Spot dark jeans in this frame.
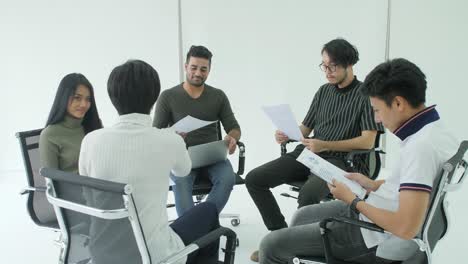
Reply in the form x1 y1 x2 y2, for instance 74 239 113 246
170 202 220 264
245 154 347 231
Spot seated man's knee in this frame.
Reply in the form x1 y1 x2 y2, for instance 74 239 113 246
297 191 323 208
245 167 264 188
213 171 235 192
259 231 284 261
225 171 236 188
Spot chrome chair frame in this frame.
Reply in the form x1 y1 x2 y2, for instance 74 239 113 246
42 167 237 264
292 140 468 264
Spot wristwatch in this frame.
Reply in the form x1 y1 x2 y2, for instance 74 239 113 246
350 196 363 214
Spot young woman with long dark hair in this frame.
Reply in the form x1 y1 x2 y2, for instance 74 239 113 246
39 73 102 172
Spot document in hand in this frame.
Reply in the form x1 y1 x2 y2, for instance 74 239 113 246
262 104 303 141
171 115 217 133
296 148 367 198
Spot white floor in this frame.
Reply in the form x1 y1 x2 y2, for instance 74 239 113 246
1 169 467 263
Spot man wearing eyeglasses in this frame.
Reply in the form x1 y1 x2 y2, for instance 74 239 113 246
245 38 383 262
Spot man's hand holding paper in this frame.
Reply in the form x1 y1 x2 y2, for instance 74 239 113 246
301 138 327 153
327 179 359 204
296 148 367 199
275 130 290 144
262 104 303 142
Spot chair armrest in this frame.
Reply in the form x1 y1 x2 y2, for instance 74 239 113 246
319 217 385 263
160 226 237 264
280 140 298 156
345 148 385 172
236 141 246 175
345 148 385 162
192 226 236 249
45 182 129 220
19 186 46 195
320 216 385 233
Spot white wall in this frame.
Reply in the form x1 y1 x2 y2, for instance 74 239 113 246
388 0 468 262
180 0 388 172
0 0 180 172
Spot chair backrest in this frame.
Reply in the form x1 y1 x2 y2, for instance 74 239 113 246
343 131 385 180
41 168 150 264
16 129 59 229
417 140 468 253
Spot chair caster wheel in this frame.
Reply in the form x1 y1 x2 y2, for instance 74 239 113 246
231 218 240 226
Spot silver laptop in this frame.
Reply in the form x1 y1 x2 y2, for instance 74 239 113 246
188 140 228 169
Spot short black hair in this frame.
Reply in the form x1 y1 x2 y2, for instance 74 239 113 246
186 45 213 65
107 60 161 115
321 38 359 66
362 58 427 108
46 73 102 134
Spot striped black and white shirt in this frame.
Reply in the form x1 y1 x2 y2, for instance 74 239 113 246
289 77 384 175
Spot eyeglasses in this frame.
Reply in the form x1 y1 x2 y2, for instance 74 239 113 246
319 63 339 73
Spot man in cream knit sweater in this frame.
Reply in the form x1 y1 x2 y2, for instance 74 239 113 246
79 60 221 264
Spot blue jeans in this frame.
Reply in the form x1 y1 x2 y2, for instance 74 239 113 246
170 159 236 216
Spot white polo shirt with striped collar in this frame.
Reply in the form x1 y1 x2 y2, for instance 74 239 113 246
360 105 459 249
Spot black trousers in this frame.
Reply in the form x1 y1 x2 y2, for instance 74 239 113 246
245 154 347 231
170 202 220 264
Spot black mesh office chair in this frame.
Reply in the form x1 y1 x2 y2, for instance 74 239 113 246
280 132 385 201
291 140 468 264
16 128 59 230
41 167 238 264
170 122 246 227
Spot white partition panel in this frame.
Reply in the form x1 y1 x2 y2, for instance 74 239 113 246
0 0 179 172
389 0 468 262
180 0 388 171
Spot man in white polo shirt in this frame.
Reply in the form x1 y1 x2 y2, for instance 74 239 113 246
257 58 459 264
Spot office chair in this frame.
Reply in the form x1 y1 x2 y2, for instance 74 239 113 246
170 121 246 227
16 128 59 230
280 132 385 201
41 167 238 264
291 140 468 264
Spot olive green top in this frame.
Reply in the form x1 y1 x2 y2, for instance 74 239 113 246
39 115 85 173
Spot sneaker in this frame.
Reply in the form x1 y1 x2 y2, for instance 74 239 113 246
250 250 259 262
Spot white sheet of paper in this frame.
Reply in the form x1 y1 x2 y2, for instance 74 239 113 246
296 148 367 198
262 104 303 141
171 115 217 133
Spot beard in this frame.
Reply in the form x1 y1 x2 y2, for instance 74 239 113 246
186 76 205 87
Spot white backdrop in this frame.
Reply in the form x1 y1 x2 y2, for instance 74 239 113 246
0 0 180 172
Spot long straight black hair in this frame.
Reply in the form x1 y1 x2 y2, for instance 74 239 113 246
45 73 103 134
